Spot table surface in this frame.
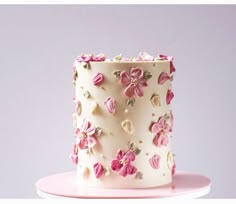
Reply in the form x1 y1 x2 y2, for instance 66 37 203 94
35 171 211 199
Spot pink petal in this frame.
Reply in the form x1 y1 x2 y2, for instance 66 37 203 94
123 84 135 98
153 134 161 147
130 67 143 79
116 149 126 160
111 159 123 171
92 53 106 62
104 97 116 114
93 162 104 178
81 119 89 132
119 165 128 177
158 72 170 85
149 154 160 169
87 136 97 148
151 123 162 134
125 150 136 162
75 128 80 136
161 135 169 146
120 71 131 86
78 138 88 149
158 117 166 127
166 90 174 105
172 160 176 175
125 164 137 175
170 61 176 74
86 127 96 137
93 72 104 86
139 78 148 86
134 85 144 97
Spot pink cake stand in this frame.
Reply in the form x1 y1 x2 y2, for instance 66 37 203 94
35 171 211 199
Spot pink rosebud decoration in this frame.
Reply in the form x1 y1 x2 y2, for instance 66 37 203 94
166 89 174 105
120 67 148 98
93 162 104 178
149 155 161 169
104 97 116 114
93 73 104 86
75 119 97 150
151 117 170 147
158 72 170 85
159 54 176 74
92 53 106 62
76 54 92 63
111 149 137 177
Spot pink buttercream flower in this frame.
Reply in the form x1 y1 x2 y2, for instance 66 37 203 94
75 119 97 150
159 54 176 74
70 144 78 165
111 149 137 177
120 67 148 98
93 73 104 86
158 72 170 85
149 154 161 169
166 89 174 105
151 117 170 147
93 162 105 178
104 97 116 114
92 53 106 62
76 54 92 63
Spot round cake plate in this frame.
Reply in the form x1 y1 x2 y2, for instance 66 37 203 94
35 171 211 199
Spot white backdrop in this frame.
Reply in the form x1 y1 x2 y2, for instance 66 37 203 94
0 5 235 198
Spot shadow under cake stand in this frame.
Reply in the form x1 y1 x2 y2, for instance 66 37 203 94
35 171 211 199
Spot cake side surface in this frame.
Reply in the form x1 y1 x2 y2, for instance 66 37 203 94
71 53 176 188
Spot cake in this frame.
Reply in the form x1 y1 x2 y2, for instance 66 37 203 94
70 52 176 188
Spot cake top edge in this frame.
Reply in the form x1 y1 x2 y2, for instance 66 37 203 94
75 52 175 63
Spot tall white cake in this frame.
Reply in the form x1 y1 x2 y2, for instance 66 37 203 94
71 52 176 188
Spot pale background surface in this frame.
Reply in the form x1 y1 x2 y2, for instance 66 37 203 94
0 5 235 198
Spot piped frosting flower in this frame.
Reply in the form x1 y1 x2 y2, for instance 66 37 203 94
92 53 106 62
76 54 92 63
93 162 105 178
158 54 176 74
75 119 97 150
158 72 170 85
151 116 170 147
149 154 161 169
120 67 148 98
166 89 174 105
111 149 137 177
104 97 116 114
93 73 104 86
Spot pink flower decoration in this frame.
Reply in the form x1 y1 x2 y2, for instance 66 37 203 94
93 162 104 178
93 73 104 86
166 89 174 105
76 54 92 63
159 54 176 74
158 72 170 85
92 53 106 62
149 154 161 169
111 150 137 177
75 119 97 150
120 67 148 98
151 117 170 147
104 97 116 114
70 144 78 165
